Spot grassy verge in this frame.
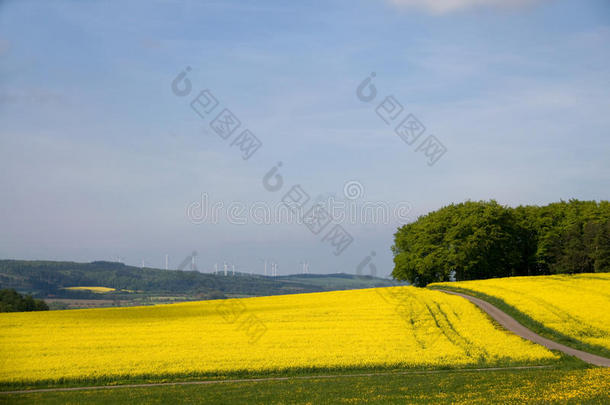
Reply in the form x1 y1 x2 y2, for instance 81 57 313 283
1 365 607 404
0 354 586 392
0 357 570 392
429 285 610 359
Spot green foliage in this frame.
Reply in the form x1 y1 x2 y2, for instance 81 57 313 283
0 289 48 312
2 365 603 405
392 200 610 286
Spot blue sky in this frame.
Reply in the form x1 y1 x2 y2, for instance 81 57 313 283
1 0 609 275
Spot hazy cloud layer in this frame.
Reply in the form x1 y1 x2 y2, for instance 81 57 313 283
387 0 547 13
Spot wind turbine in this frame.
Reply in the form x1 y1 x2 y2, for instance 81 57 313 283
301 260 309 274
259 258 268 276
271 262 278 277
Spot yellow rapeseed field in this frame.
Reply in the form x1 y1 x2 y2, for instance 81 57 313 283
63 286 116 293
0 287 557 384
431 273 610 351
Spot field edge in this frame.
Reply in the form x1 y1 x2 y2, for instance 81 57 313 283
0 354 585 392
428 285 610 359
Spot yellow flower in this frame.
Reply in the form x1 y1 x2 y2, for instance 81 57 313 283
0 287 556 384
432 273 610 351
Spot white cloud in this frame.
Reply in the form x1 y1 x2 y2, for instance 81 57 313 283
387 0 547 14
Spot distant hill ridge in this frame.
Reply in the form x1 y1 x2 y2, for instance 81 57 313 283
0 259 402 300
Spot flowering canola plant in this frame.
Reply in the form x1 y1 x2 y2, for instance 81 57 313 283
431 273 610 351
0 287 556 384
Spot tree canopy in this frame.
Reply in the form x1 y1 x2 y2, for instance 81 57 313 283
0 289 49 312
392 200 610 286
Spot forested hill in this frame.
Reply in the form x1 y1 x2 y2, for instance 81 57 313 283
392 199 610 286
0 260 400 299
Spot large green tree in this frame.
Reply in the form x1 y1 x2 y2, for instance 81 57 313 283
392 200 610 286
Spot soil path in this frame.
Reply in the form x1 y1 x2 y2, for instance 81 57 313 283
438 289 610 367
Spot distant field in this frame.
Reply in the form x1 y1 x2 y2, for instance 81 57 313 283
431 273 610 357
63 286 116 293
0 287 557 386
0 260 404 304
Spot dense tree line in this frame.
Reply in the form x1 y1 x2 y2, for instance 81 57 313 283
392 200 610 286
0 289 48 312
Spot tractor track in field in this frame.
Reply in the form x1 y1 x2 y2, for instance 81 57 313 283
437 289 610 368
4 290 609 395
0 366 556 395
